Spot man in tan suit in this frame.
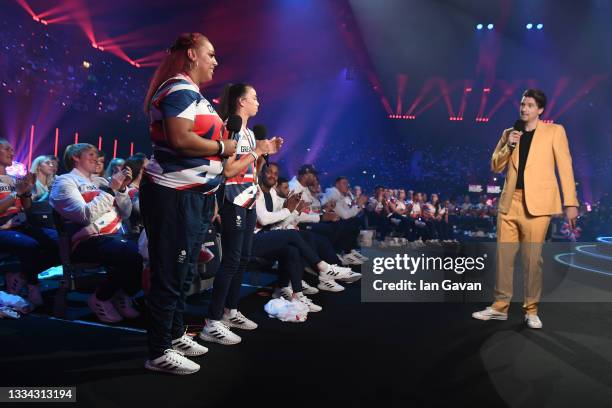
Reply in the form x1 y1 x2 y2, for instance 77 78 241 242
472 89 579 329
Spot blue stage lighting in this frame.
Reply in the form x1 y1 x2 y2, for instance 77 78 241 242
487 23 494 30
526 23 533 29
536 23 543 30
476 23 483 30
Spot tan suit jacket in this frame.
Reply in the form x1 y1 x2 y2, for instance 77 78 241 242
491 121 579 216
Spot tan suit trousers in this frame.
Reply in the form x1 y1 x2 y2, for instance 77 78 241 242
492 190 551 315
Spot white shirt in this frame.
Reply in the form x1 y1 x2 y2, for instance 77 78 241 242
288 176 320 223
255 186 316 232
322 187 361 219
50 169 132 249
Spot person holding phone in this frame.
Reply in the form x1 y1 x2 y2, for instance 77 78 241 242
50 143 141 323
1 139 59 309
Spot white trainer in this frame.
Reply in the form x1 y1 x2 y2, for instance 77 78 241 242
145 349 200 375
199 320 242 345
339 253 364 266
472 307 508 321
222 309 258 330
320 264 353 281
111 290 140 319
301 280 319 295
338 270 362 283
348 249 369 262
525 314 543 329
172 333 209 356
88 293 123 323
295 292 322 312
272 286 293 301
317 279 345 292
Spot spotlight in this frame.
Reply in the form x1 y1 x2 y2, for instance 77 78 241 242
32 16 40 22
476 23 483 30
526 23 533 30
487 23 494 30
82 61 91 69
40 19 48 25
92 43 98 49
536 23 543 30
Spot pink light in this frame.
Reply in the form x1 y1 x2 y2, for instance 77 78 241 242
17 0 38 19
74 132 79 144
45 15 71 24
54 128 59 157
98 136 103 150
130 142 134 156
113 139 118 159
28 125 35 168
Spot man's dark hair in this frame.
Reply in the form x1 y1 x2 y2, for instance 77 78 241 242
277 177 288 185
335 176 348 184
262 162 279 177
522 89 547 111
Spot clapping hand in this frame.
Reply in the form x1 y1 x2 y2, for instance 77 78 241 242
15 173 36 195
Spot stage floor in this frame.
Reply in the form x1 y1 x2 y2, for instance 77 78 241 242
2 276 612 408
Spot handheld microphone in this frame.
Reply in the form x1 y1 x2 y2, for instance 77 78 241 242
510 119 525 149
253 124 268 165
226 114 242 142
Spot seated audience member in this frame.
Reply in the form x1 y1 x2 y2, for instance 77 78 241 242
30 155 57 201
388 189 414 239
366 186 391 239
0 139 59 309
275 175 361 287
123 153 149 237
459 195 473 216
353 185 362 201
410 192 429 242
94 151 106 178
322 176 368 220
321 176 369 262
256 164 359 295
50 143 142 323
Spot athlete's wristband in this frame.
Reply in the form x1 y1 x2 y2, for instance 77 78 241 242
217 140 225 156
